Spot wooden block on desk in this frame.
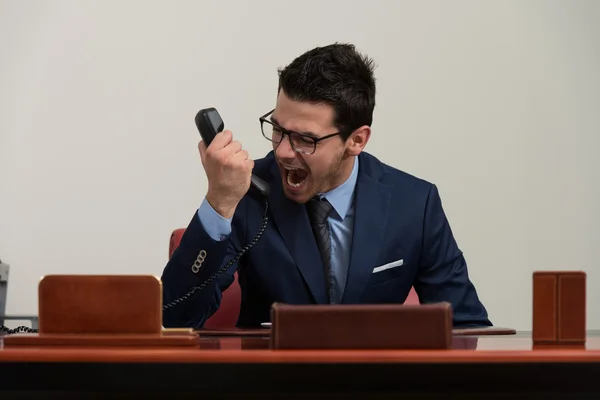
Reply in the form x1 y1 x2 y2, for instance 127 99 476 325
270 302 453 350
2 275 199 348
38 275 162 335
533 272 558 342
557 272 586 344
533 271 586 348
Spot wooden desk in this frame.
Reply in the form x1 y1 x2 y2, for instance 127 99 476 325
1 331 600 398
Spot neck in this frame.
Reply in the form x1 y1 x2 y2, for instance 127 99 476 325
323 155 356 194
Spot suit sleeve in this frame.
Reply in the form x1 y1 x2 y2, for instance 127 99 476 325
160 201 244 328
414 184 492 327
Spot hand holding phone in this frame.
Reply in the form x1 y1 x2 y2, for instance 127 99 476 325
161 108 272 311
195 108 269 219
196 108 270 197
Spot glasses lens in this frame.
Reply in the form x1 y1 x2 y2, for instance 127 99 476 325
261 121 281 143
289 132 316 154
261 120 316 154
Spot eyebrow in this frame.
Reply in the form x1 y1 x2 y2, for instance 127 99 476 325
270 115 281 125
269 116 319 138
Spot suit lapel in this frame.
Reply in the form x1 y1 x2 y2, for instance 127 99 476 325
341 157 391 303
267 164 328 304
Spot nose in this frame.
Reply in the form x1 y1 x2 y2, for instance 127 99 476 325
275 134 296 159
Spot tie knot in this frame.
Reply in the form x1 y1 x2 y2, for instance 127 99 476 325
307 197 333 225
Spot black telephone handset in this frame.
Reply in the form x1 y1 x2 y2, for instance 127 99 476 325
161 108 270 312
195 108 270 197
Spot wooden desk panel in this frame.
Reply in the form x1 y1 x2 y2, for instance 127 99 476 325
1 332 600 397
1 333 600 362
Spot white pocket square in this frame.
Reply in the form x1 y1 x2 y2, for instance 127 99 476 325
373 259 404 273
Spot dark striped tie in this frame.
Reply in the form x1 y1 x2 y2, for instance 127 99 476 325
307 197 334 303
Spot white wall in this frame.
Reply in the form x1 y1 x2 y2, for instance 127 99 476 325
1 0 599 331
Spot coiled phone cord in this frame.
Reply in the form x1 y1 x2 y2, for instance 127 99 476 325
162 199 269 311
0 325 38 335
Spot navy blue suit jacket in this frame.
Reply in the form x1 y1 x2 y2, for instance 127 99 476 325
161 151 492 328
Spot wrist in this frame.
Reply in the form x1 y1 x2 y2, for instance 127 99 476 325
206 192 238 219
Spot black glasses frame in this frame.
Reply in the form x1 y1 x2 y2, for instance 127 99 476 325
259 109 342 155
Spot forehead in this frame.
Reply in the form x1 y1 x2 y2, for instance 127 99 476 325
271 90 336 137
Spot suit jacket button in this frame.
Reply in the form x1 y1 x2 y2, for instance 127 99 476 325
192 259 202 273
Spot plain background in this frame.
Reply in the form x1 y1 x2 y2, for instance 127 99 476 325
1 0 599 331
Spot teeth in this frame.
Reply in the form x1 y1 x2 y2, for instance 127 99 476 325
286 169 304 188
286 170 302 187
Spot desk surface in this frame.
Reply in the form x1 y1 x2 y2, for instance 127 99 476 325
2 331 600 397
2 333 600 363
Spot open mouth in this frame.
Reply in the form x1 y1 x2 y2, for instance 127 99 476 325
284 166 309 188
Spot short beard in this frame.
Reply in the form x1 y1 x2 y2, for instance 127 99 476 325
314 148 346 196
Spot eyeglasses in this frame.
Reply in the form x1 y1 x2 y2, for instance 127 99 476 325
259 109 342 155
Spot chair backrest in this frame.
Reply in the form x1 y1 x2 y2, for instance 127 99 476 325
405 285 419 304
168 229 420 328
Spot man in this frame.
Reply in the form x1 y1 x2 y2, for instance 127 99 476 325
161 43 492 328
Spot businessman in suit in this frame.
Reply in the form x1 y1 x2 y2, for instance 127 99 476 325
161 43 492 328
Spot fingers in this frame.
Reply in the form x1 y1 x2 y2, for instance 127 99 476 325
227 140 243 155
206 130 244 156
201 130 251 168
232 149 249 162
242 153 254 172
209 130 233 150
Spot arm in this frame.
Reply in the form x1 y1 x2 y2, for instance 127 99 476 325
414 184 492 327
160 198 244 328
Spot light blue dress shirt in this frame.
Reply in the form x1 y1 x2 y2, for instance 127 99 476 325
197 157 359 304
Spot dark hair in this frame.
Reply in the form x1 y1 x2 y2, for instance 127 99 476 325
277 43 376 140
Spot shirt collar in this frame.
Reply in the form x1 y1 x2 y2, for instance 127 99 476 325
318 156 359 220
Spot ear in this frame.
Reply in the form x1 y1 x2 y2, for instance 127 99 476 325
345 125 371 156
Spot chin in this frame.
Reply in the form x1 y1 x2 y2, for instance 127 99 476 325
282 186 313 204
